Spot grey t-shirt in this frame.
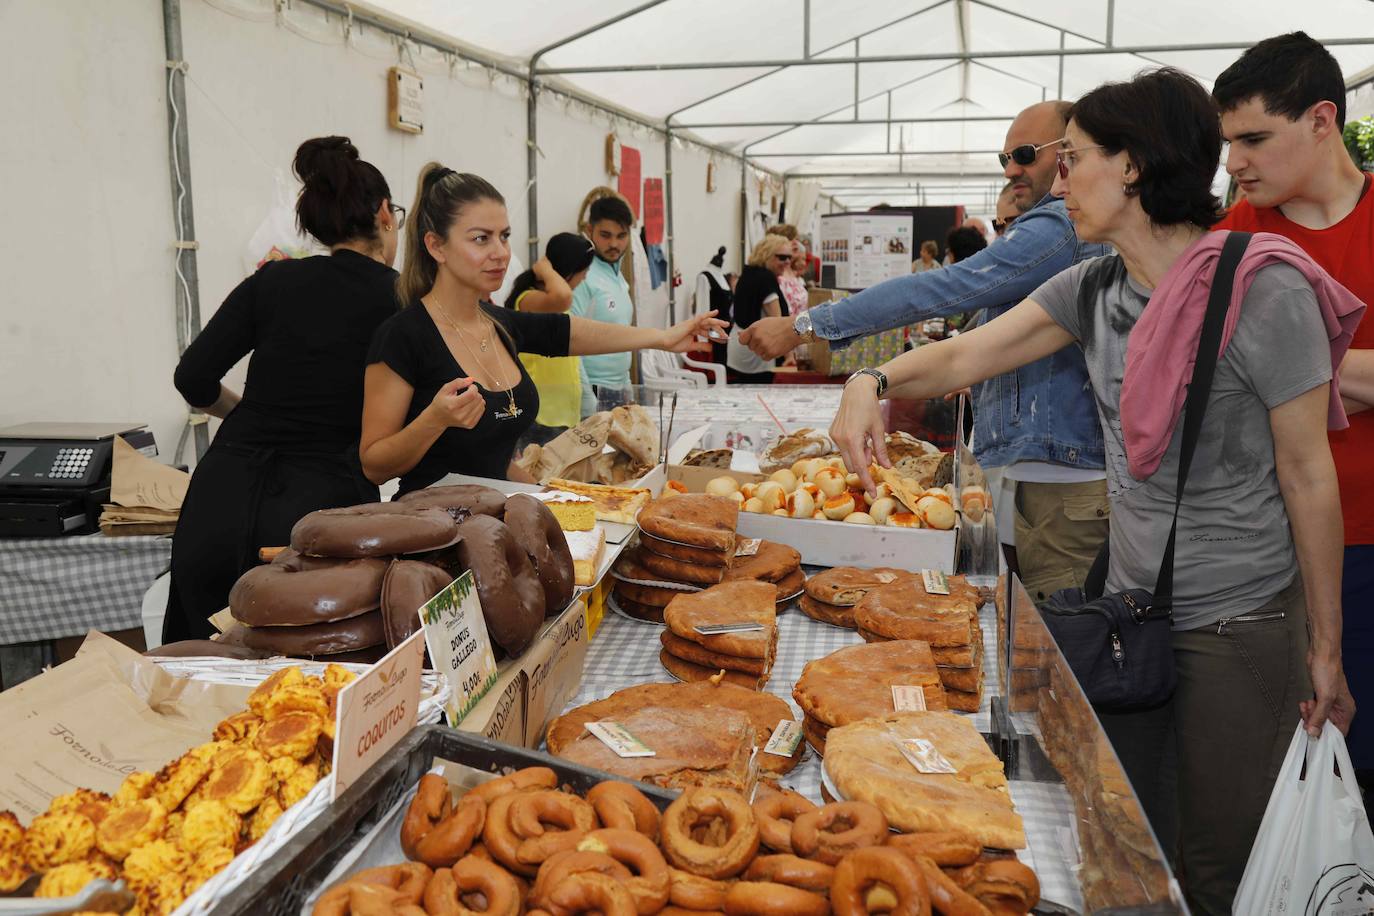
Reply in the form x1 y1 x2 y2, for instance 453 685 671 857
1031 255 1331 629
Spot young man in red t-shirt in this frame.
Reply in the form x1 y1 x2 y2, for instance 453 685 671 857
1214 32 1374 779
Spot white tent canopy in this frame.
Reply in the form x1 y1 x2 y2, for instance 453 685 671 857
374 0 1374 208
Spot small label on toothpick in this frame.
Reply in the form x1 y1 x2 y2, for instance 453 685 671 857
895 737 957 774
586 721 656 757
874 571 899 584
891 685 928 711
735 538 762 557
694 622 766 635
764 719 803 757
922 570 950 595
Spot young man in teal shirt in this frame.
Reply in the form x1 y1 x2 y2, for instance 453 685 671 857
573 196 635 412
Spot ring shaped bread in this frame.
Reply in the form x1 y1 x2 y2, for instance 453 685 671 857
381 559 453 648
396 483 508 518
453 514 546 656
290 504 462 558
229 552 388 627
503 494 576 615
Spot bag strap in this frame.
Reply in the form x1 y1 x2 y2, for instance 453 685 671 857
1152 231 1251 608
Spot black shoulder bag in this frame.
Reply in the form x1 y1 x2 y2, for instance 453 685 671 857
1038 231 1251 711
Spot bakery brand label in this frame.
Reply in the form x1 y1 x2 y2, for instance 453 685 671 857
693 622 766 635
890 685 928 712
921 569 950 595
874 571 899 584
763 719 803 757
586 721 655 757
894 737 957 775
331 628 425 800
420 570 499 727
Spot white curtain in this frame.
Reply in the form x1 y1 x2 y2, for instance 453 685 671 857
785 179 823 243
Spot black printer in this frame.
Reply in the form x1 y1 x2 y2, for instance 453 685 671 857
0 422 158 537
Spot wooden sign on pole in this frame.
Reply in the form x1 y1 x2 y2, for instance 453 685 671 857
388 66 424 134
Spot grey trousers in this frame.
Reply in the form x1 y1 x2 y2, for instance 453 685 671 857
1098 575 1311 916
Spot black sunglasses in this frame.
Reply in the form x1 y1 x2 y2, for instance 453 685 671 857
997 137 1066 169
774 253 794 261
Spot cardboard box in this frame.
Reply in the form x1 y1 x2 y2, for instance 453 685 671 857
634 428 959 571
454 597 588 749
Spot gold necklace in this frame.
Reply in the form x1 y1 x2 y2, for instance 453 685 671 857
430 299 520 419
434 299 491 351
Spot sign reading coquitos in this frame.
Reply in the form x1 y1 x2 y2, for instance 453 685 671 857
330 628 426 801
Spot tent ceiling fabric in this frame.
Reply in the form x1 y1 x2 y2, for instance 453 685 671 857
375 0 1374 205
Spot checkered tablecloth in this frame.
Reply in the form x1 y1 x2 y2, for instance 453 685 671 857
562 588 1085 912
0 534 171 643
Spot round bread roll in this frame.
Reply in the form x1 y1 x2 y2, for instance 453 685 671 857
706 476 741 497
787 489 815 518
814 468 846 497
822 494 855 520
756 483 786 512
887 512 922 528
917 497 957 530
769 469 798 491
744 497 766 514
772 508 790 517
868 497 898 524
843 512 876 525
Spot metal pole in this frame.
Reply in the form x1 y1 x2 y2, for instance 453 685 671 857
1058 30 1065 99
525 80 539 265
659 0 951 128
752 149 1001 157
853 40 860 120
1106 0 1115 47
674 114 1017 128
665 129 675 324
803 0 810 58
539 37 1374 73
161 0 207 462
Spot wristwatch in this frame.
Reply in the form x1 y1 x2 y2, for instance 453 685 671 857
793 310 818 343
847 367 888 396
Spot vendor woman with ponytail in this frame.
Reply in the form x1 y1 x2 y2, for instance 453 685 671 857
361 164 724 492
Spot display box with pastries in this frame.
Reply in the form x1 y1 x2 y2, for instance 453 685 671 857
214 724 679 914
639 458 959 572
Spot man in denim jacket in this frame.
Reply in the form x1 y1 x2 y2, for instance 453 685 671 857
742 102 1109 600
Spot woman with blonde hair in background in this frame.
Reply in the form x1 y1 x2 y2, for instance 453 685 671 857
726 234 793 383
912 239 941 273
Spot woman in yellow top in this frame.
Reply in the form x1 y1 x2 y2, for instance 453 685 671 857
503 232 594 433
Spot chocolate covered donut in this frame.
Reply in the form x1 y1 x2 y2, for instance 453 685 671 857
503 493 576 616
381 559 453 648
218 611 385 656
144 640 274 660
397 484 508 518
454 515 545 656
228 551 388 627
290 504 462 558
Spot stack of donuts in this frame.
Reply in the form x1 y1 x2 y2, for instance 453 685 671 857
224 485 574 660
313 768 1041 915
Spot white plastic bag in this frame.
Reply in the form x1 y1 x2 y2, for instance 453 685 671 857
241 169 318 274
1234 721 1374 915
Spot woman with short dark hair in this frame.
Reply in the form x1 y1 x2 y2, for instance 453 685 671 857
828 68 1360 912
165 136 403 642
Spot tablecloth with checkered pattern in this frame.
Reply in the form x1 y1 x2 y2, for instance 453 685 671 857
562 588 1086 911
0 534 171 643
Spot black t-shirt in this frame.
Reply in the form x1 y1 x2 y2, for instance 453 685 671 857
172 250 399 451
367 301 571 492
731 265 788 330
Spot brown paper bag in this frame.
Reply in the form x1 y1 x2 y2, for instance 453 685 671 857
607 404 659 468
0 632 251 823
518 412 613 482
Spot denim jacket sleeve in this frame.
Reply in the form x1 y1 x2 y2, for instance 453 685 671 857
809 201 1083 348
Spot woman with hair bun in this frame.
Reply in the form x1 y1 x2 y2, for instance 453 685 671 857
164 136 402 642
359 163 725 492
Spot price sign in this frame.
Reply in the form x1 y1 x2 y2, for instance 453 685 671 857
331 628 425 800
419 571 499 726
